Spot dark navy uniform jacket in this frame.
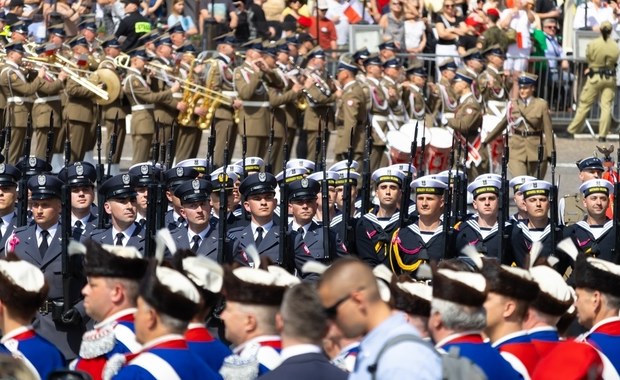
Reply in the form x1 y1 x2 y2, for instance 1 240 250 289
564 220 617 263
291 221 348 280
355 210 401 267
454 217 513 263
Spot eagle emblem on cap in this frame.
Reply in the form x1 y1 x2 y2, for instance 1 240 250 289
76 164 84 176
301 178 309 188
533 183 538 188
482 179 487 185
193 159 199 165
176 167 184 177
421 180 427 186
192 179 200 190
250 158 257 164
37 175 46 186
140 165 149 175
0 164 5 174
29 157 37 167
218 173 229 183
122 174 130 185
258 172 266 182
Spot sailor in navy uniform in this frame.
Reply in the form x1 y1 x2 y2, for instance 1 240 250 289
128 162 162 227
508 175 537 222
163 166 199 230
58 162 99 241
89 174 145 252
329 159 363 216
430 268 521 379
355 168 406 268
105 266 220 380
564 179 616 262
288 178 348 280
391 177 448 274
70 241 147 379
230 172 286 265
0 258 65 379
11 174 89 360
507 180 565 268
0 163 21 256
389 163 418 220
573 255 620 379
454 177 511 260
329 165 361 254
306 170 339 226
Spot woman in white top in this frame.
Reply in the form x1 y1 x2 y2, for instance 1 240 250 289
404 0 426 58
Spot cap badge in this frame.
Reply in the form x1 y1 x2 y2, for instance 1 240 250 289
192 179 200 190
37 175 46 186
482 179 487 185
259 172 266 182
218 173 229 183
76 164 84 176
533 183 538 188
122 174 130 185
301 178 309 188
28 157 37 167
176 167 184 177
140 165 149 175
421 180 426 186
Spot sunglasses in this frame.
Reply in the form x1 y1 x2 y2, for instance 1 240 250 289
323 287 365 319
444 4 454 8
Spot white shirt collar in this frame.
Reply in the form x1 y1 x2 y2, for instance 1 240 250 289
112 223 137 245
94 308 137 329
251 220 274 235
38 223 58 240
491 330 529 347
280 344 322 361
233 335 281 354
188 224 210 242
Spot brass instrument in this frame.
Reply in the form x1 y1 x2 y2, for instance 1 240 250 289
177 56 197 126
197 59 220 130
288 57 309 111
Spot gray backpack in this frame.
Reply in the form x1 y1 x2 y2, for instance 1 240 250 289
367 334 487 380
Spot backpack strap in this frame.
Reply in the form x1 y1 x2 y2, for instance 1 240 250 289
367 334 439 380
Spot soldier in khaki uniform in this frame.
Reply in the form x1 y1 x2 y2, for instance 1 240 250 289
99 37 128 175
363 54 390 173
448 69 485 179
0 43 46 164
211 32 240 167
403 63 435 128
431 58 458 125
567 21 620 141
335 57 367 161
234 39 281 158
302 47 336 163
559 157 604 225
151 34 181 152
483 73 554 178
275 39 299 158
479 45 509 110
123 47 186 164
381 58 406 127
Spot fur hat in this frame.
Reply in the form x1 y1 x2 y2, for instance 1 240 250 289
140 263 200 321
222 266 299 306
574 255 620 297
71 240 148 280
433 269 487 307
482 260 540 302
530 265 574 316
391 277 432 317
0 255 48 315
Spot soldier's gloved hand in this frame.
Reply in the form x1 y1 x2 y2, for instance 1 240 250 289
61 307 82 326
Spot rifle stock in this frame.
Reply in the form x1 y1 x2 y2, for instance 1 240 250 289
321 114 330 260
45 112 55 164
361 118 372 214
217 139 230 264
342 128 354 250
279 124 292 272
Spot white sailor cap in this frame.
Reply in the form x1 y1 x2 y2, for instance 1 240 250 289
328 160 360 173
519 180 552 198
275 167 309 184
0 259 46 293
176 158 208 173
421 173 449 184
182 256 224 294
388 163 417 177
233 157 264 173
579 179 614 197
224 164 245 178
509 175 537 192
307 171 339 185
438 169 466 181
475 173 502 182
335 170 361 186
467 178 501 197
286 159 316 173
372 168 406 187
411 175 448 194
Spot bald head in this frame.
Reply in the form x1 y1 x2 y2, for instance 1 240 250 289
319 258 380 303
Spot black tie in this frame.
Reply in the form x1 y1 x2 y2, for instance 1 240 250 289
139 218 146 228
297 227 305 239
73 220 83 241
115 232 124 246
191 235 201 253
255 226 264 247
177 216 185 228
39 230 49 258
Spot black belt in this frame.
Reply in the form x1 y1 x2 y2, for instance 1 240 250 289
514 129 541 137
38 299 63 315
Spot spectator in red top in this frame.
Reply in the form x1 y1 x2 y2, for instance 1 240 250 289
308 0 337 52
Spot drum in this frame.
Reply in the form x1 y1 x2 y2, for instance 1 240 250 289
387 121 432 165
482 115 503 173
426 127 453 174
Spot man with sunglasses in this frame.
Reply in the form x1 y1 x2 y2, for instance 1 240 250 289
317 258 441 380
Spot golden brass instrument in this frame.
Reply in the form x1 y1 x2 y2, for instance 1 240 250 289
177 56 197 126
197 59 219 130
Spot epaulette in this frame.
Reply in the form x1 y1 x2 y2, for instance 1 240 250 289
228 226 245 234
233 208 243 217
12 225 29 234
79 324 116 359
226 232 237 241
90 228 107 237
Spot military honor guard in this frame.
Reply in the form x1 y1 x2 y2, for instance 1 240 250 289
430 268 521 379
58 162 98 242
209 168 247 230
381 58 406 126
432 58 458 124
334 56 367 162
89 174 145 252
363 54 391 173
0 164 20 256
355 168 404 268
509 175 537 221
128 162 161 226
391 176 447 273
70 241 147 380
559 157 604 226
564 179 616 262
163 166 199 230
402 62 434 127
0 257 65 379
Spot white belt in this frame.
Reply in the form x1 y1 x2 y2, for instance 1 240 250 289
132 104 154 111
222 91 237 97
34 95 61 104
7 96 33 104
372 115 389 122
172 93 183 99
487 100 506 108
393 115 405 122
242 101 269 107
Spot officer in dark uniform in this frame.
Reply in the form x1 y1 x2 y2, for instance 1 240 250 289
163 166 199 230
128 162 162 226
230 172 283 265
11 174 88 360
454 177 511 260
564 179 616 262
0 163 20 255
171 178 237 262
559 156 604 226
288 178 347 280
89 174 145 252
58 162 98 241
392 176 448 274
209 168 247 230
355 167 405 268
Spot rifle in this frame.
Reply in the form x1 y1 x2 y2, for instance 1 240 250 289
399 121 418 227
536 131 544 179
498 125 510 264
45 112 55 165
96 112 105 188
266 111 275 173
418 122 427 177
342 128 354 250
443 135 455 259
321 117 331 260
0 128 6 163
165 121 177 170
144 177 157 258
459 135 469 221
61 125 72 313
158 119 167 166
106 116 119 181
452 140 463 223
207 117 216 170
279 124 293 272
217 134 230 264
615 147 620 263
16 115 33 227
242 118 248 178
152 119 160 163
361 118 372 214
3 123 10 161
315 112 323 167
549 134 560 255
